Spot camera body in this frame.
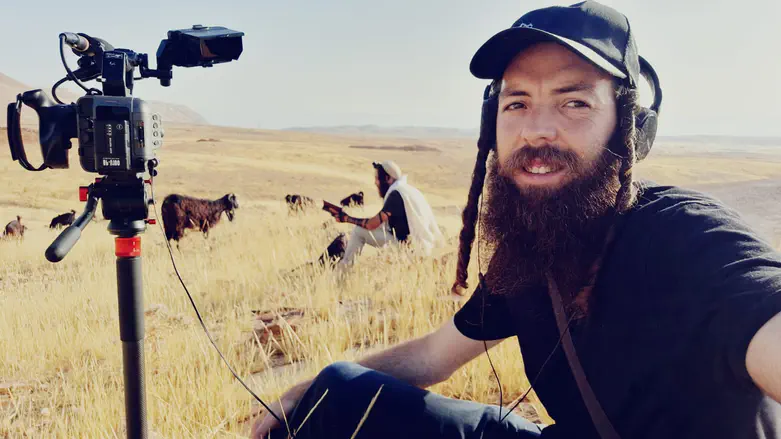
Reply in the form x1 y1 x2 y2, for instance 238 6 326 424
6 25 243 176
76 95 162 174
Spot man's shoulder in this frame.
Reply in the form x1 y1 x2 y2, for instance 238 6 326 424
382 190 405 211
633 180 727 210
386 189 404 203
627 179 766 244
630 180 741 223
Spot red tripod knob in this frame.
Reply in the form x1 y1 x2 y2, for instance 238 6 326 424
115 237 141 257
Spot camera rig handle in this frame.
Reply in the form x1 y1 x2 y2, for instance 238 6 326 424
6 89 77 171
45 184 99 262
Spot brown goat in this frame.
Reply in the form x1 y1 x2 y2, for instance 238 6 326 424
3 215 27 238
160 193 239 243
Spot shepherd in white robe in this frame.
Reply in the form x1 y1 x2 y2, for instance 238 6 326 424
325 161 444 266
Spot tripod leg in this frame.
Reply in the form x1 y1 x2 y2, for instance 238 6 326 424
116 237 148 439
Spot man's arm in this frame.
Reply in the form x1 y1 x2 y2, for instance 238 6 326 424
746 311 781 404
339 210 390 231
298 316 503 391
356 317 505 387
336 191 401 230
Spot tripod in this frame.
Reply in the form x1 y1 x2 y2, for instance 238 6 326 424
46 170 157 439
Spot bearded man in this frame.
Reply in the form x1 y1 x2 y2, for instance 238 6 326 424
327 160 444 266
252 2 781 438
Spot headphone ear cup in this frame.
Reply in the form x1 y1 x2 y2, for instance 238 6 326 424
634 107 658 161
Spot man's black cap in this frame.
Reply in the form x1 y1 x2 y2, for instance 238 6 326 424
470 1 640 87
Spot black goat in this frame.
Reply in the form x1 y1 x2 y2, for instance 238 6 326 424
285 194 315 213
339 191 364 207
49 210 76 229
318 233 347 266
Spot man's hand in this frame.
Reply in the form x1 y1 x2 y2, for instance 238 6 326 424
250 380 311 439
328 209 347 223
746 311 781 404
324 204 347 223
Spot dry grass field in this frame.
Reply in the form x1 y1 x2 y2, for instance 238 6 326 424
2 124 781 438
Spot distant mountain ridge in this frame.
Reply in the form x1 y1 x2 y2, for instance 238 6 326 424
656 135 781 147
284 124 781 147
0 71 207 127
283 124 479 139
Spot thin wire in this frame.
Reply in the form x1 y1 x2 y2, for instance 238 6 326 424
147 171 289 434
475 160 504 420
500 312 576 424
475 148 575 429
600 145 625 161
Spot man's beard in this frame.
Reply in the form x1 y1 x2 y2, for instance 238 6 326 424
480 142 622 306
378 178 391 198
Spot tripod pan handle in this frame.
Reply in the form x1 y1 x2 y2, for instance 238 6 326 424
46 225 82 262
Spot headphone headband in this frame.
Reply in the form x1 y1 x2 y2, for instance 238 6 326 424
638 55 662 114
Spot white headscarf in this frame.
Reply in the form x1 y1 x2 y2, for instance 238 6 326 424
379 161 445 255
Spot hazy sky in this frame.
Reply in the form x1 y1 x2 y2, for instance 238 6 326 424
2 0 780 136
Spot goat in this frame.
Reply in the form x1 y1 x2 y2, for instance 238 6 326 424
318 233 347 266
285 233 348 276
49 210 76 229
339 191 364 207
3 215 27 238
160 193 239 243
285 194 315 213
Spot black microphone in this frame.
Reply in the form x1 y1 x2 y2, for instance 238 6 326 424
60 32 89 52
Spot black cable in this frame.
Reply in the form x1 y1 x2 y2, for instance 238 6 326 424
59 35 91 95
147 172 289 434
500 312 575 424
58 35 101 100
475 150 571 430
51 77 69 105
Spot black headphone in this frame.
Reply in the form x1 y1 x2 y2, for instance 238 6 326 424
477 55 663 161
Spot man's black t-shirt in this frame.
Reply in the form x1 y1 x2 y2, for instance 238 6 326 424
454 181 781 439
381 190 410 242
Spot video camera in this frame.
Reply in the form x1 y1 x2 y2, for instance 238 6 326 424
5 25 243 263
6 25 243 176
3 25 246 439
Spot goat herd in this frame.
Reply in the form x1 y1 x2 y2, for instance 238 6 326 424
0 193 240 243
1 190 365 257
1 211 77 238
284 191 364 213
282 190 366 266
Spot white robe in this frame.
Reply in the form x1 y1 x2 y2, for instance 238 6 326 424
383 175 445 255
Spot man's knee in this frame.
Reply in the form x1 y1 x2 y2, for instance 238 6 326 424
313 361 367 388
350 225 368 238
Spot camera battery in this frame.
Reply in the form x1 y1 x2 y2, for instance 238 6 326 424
96 119 131 172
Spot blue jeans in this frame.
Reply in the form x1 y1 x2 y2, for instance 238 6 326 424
268 361 543 439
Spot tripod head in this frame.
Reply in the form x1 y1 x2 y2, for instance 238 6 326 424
45 160 158 262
